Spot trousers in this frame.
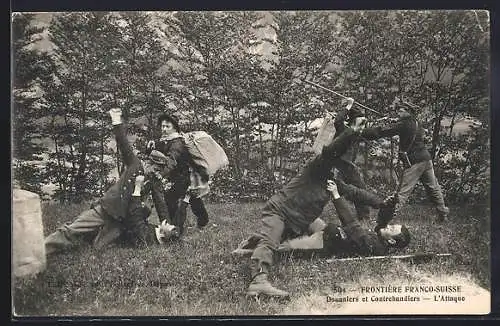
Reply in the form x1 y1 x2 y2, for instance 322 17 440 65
165 183 209 230
250 208 299 272
44 204 122 255
399 160 448 214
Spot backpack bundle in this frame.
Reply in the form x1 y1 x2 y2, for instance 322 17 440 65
183 131 229 177
312 111 337 155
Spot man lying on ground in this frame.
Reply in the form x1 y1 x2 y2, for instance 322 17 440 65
44 108 179 255
234 117 369 298
235 113 411 298
233 180 409 262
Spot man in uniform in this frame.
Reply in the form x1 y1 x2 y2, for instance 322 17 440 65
361 100 449 222
44 108 177 255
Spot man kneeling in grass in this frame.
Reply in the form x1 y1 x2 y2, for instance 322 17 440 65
44 108 179 255
234 179 410 298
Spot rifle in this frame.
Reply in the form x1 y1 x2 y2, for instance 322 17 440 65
326 252 452 263
303 80 383 116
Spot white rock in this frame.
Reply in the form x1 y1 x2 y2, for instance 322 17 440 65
12 189 46 277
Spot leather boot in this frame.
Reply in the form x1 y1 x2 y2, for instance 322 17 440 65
246 260 289 297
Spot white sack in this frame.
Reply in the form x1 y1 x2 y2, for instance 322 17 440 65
12 189 46 277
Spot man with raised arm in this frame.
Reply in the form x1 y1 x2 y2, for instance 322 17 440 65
361 100 449 222
44 108 178 255
236 100 376 298
331 97 371 220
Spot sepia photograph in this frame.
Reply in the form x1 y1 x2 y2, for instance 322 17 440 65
11 10 491 317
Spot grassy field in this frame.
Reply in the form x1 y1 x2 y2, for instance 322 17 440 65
13 200 490 316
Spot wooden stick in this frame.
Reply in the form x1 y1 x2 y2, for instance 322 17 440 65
303 80 384 116
326 253 452 263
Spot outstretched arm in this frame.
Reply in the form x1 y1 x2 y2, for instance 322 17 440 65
109 108 139 167
336 179 385 208
361 120 404 140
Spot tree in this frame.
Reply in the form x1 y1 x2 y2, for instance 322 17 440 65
12 13 55 193
337 10 489 202
15 11 489 204
256 11 343 181
41 12 122 201
163 11 261 177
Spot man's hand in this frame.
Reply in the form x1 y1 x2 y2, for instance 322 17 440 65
381 194 399 209
376 194 399 231
133 175 145 196
109 108 123 125
327 179 341 199
147 140 156 151
159 220 180 240
135 175 145 187
345 97 355 111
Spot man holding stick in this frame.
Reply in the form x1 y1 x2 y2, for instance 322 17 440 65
306 80 383 220
305 81 448 222
360 100 449 222
238 115 388 298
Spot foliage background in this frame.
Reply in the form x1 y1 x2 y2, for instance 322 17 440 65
12 11 490 205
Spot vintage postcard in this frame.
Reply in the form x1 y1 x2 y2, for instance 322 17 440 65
11 10 491 317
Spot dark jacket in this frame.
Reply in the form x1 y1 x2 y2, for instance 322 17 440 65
334 108 358 162
266 127 359 233
336 179 384 208
99 124 169 222
323 196 387 257
155 136 191 185
361 115 431 165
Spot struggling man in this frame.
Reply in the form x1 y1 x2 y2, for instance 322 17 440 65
361 100 449 222
236 114 380 298
331 97 372 220
147 114 210 233
44 108 178 255
234 179 409 264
